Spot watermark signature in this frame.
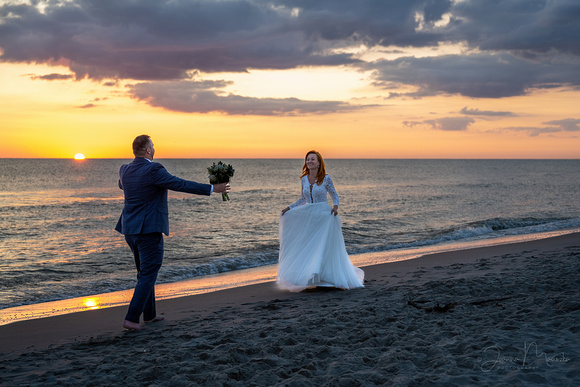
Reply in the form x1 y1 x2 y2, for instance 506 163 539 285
476 342 572 372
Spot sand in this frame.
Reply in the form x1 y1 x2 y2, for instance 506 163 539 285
1 233 579 386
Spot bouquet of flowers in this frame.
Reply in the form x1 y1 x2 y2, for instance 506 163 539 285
207 161 235 201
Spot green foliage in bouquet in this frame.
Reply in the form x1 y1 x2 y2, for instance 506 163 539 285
207 161 235 201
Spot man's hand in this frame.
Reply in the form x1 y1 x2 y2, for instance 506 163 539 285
213 182 231 194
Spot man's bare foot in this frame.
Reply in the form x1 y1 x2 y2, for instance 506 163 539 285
144 315 164 323
123 320 142 331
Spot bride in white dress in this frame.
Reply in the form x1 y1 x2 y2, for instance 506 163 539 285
277 150 364 292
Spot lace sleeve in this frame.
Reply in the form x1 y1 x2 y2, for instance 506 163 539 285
325 175 339 206
288 177 306 209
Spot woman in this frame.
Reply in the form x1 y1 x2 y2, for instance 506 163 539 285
277 150 364 292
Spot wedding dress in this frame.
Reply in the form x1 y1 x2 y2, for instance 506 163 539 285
277 175 364 292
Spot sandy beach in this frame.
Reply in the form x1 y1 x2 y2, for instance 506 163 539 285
1 233 579 385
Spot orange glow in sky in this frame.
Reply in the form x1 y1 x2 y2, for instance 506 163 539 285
1 62 578 159
0 1 578 159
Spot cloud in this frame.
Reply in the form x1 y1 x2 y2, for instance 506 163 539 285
1 0 579 115
460 107 517 117
500 118 580 136
544 118 580 132
29 73 74 81
404 116 475 131
384 89 441 100
126 80 367 115
0 0 363 80
367 53 580 98
77 103 96 109
448 0 580 57
3 0 577 82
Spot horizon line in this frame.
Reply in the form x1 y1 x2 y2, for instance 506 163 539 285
1 157 579 161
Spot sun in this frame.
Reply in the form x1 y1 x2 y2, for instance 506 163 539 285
74 153 86 160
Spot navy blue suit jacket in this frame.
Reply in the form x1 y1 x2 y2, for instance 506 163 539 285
115 158 212 236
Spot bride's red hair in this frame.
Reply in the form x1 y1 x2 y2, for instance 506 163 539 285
300 150 326 185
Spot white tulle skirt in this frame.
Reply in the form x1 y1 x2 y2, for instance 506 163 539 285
277 203 364 292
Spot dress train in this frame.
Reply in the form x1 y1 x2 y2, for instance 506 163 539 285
277 203 364 292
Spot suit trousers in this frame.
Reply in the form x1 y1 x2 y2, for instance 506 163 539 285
124 232 164 323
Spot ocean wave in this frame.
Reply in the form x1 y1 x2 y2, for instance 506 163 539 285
158 252 279 284
437 217 580 241
158 217 580 284
348 217 580 255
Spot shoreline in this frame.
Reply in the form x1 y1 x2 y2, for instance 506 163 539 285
1 227 578 327
1 231 578 385
1 231 578 352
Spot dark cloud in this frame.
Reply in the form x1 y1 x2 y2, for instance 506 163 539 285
29 73 74 81
127 80 367 115
0 0 363 80
460 107 518 117
1 0 579 114
404 117 475 131
449 0 580 57
368 53 580 98
6 0 575 82
423 0 453 23
280 0 449 47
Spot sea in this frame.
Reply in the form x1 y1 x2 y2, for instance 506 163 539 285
1 159 579 321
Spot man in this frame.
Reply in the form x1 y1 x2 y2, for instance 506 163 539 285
115 135 230 330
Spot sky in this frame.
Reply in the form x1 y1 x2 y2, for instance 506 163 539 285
0 0 579 159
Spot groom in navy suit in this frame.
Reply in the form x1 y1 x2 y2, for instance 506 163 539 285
116 134 230 330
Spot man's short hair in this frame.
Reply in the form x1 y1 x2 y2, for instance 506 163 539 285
132 135 151 156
